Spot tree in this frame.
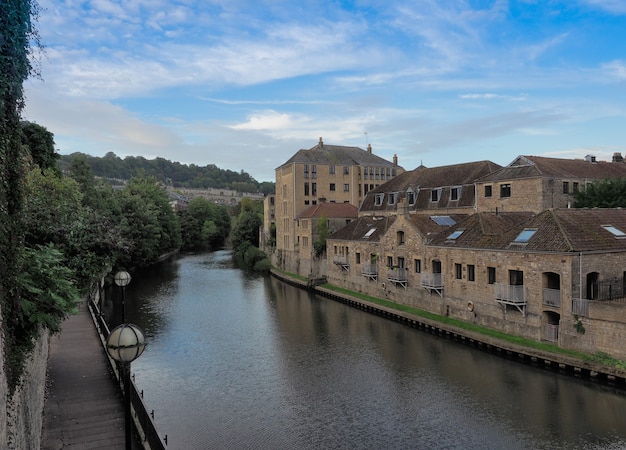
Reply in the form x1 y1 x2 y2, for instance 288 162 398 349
574 178 626 208
231 211 262 251
179 197 230 251
20 121 59 173
313 216 329 257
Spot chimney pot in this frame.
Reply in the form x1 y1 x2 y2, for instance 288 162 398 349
319 137 323 148
367 143 372 153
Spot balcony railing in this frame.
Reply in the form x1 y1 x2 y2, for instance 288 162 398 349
494 283 526 315
387 268 408 288
361 263 378 281
422 272 443 296
333 255 349 271
544 324 559 343
543 288 561 307
572 298 590 317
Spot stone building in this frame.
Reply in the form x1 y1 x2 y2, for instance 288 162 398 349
273 137 403 273
323 154 626 359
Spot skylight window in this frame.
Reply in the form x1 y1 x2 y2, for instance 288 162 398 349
603 225 626 237
431 216 456 226
363 228 377 238
514 229 537 243
447 230 464 240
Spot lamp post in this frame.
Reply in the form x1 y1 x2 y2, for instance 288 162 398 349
106 323 146 450
114 270 131 323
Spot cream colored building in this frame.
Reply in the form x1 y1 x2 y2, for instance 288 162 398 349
274 137 404 272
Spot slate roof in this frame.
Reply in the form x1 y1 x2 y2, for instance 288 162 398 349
427 208 626 253
328 216 396 242
277 140 401 169
477 155 626 183
297 202 358 219
360 160 501 212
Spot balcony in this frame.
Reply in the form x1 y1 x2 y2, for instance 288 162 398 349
361 263 378 281
422 272 443 297
543 288 561 308
494 283 527 316
387 268 408 289
572 298 590 317
544 323 559 343
333 255 349 271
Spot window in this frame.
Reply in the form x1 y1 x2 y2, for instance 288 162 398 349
509 270 524 286
304 182 309 196
375 168 380 180
397 230 405 245
311 165 317 179
330 183 336 191
468 264 475 281
363 227 377 238
488 267 496 284
304 200 310 205
407 190 416 205
343 166 349 175
302 236 309 247
447 230 464 240
563 182 569 194
388 192 397 205
603 225 626 237
397 257 405 269
375 193 384 206
573 182 579 193
364 184 369 194
414 259 421 273
484 185 492 197
455 263 462 280
431 215 456 226
387 256 394 268
450 187 461 201
500 184 511 198
514 229 537 243
386 167 391 180
312 183 317 196
431 189 441 202
344 184 350 192
304 164 309 178
356 253 361 264
329 165 335 174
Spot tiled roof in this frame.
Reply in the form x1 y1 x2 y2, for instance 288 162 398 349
428 208 626 252
328 216 396 242
408 214 470 237
277 140 401 169
360 160 500 212
297 202 358 219
478 155 626 182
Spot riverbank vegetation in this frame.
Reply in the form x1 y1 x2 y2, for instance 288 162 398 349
231 198 271 273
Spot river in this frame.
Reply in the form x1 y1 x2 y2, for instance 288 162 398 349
108 251 626 449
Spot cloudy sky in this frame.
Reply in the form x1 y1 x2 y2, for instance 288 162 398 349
23 0 626 182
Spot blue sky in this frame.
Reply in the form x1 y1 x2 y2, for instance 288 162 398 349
23 0 626 182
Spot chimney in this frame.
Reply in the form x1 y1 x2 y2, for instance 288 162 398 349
399 198 409 217
585 154 597 163
613 152 624 163
367 143 372 153
318 137 323 148
393 154 398 166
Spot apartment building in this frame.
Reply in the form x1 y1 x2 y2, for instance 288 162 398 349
274 137 403 272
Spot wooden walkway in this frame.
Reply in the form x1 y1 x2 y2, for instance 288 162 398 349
41 301 140 449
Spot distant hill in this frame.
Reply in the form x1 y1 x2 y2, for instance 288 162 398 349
59 152 275 195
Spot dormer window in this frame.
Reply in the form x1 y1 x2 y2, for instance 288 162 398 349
374 193 384 206
450 186 461 201
388 192 398 205
431 188 442 202
406 189 416 205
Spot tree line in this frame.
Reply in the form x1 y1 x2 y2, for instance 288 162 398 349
59 151 275 195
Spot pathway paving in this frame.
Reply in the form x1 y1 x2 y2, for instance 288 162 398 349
41 301 140 449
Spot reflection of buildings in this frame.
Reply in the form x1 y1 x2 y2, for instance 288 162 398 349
283 152 626 360
271 137 404 273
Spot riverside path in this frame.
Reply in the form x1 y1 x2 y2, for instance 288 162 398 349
41 300 140 449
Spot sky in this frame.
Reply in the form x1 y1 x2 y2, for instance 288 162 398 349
23 0 626 183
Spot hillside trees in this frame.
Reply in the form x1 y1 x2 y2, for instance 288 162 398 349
179 197 231 251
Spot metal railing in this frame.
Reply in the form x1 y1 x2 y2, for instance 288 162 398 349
421 272 443 289
543 288 561 307
89 299 168 449
494 283 526 304
572 298 590 317
544 324 559 342
361 264 377 277
387 268 408 282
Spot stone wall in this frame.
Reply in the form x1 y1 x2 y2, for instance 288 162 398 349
1 327 50 450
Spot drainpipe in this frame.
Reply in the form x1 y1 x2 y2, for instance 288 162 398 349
579 252 583 308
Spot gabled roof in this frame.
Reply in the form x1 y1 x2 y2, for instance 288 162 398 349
428 208 626 252
328 216 396 242
297 202 358 219
477 155 626 183
277 139 401 169
360 160 500 212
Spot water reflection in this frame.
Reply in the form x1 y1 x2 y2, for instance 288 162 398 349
124 251 626 450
